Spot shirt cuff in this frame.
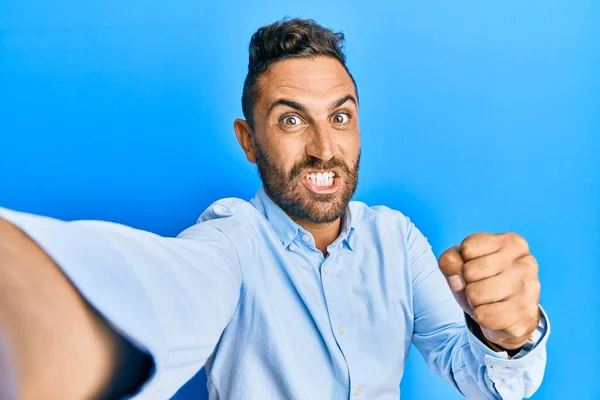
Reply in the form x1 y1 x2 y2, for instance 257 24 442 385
466 304 550 369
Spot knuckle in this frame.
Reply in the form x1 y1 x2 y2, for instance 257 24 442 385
438 248 450 261
510 324 530 339
440 250 460 267
437 253 450 269
523 254 537 267
439 248 463 276
473 306 487 325
461 240 475 260
523 278 541 295
527 302 541 319
520 254 538 272
465 283 478 303
506 233 528 250
462 262 478 282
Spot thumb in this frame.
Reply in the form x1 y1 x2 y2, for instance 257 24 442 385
438 245 473 316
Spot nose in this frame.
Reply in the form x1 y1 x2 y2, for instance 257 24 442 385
305 123 336 162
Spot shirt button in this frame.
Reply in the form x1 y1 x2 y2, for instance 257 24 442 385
288 244 297 252
302 234 310 242
491 365 505 370
338 324 346 335
322 266 328 275
353 387 362 396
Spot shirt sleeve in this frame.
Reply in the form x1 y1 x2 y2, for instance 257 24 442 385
406 218 549 399
0 205 243 399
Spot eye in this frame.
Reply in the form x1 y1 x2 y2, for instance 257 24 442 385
280 115 303 127
331 112 350 125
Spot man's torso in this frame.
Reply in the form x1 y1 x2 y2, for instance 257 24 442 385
200 189 416 399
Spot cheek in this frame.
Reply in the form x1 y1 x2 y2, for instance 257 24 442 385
338 131 360 159
265 136 306 171
277 135 307 158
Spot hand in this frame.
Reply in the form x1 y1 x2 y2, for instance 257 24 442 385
438 233 541 350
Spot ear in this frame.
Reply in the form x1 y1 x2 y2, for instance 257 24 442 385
234 118 257 163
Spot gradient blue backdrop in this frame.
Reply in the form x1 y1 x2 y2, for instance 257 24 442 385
1 1 598 399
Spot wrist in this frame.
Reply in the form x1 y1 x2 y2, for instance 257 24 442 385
465 313 523 357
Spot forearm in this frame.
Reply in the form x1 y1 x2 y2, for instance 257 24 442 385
0 218 118 399
0 327 17 400
0 203 244 398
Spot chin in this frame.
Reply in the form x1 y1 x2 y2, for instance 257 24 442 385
300 202 344 224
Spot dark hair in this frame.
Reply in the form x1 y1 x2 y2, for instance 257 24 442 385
242 18 357 128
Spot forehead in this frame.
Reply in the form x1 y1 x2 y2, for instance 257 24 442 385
257 56 356 110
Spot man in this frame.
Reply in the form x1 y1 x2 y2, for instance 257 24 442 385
0 18 548 399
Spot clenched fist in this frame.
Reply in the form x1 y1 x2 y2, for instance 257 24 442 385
438 232 542 351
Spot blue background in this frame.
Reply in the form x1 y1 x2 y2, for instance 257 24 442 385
1 1 598 399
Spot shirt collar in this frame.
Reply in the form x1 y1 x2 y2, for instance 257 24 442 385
250 187 355 251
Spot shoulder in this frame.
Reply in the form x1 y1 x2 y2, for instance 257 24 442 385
196 197 258 224
349 200 433 269
177 197 261 238
177 197 263 262
349 200 431 252
349 200 413 236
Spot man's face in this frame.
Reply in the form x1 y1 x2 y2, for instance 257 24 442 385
246 56 360 224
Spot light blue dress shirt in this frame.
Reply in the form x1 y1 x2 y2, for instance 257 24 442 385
0 187 549 399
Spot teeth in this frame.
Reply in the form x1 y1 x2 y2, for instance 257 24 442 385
305 171 336 188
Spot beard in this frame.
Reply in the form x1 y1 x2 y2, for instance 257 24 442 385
254 141 360 224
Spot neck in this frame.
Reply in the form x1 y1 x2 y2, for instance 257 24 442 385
289 214 342 256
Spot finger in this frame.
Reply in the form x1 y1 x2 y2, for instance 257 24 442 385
460 233 502 261
515 253 539 278
462 250 511 283
472 298 522 331
464 269 518 308
438 245 473 314
438 245 465 290
501 232 530 256
463 232 530 262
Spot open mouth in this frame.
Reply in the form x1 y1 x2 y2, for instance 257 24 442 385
301 171 340 194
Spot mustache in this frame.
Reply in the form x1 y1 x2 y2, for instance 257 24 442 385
289 156 352 179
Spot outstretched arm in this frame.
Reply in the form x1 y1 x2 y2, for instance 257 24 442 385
0 204 243 399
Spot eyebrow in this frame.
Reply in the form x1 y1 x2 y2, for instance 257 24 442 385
266 94 358 118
